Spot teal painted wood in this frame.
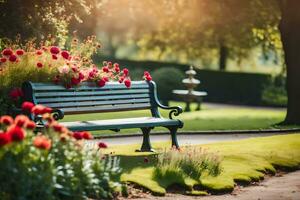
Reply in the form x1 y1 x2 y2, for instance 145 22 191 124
37 93 150 103
62 117 181 131
22 81 184 152
34 89 150 97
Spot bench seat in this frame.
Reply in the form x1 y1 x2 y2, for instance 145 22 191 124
62 117 182 131
22 80 184 152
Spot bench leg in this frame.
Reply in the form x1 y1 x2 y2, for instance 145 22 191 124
139 127 154 152
167 126 180 149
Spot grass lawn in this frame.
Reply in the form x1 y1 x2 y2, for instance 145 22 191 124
103 134 300 195
61 102 287 136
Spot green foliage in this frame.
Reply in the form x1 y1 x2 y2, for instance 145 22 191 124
154 146 222 182
0 123 121 199
152 67 185 103
262 75 287 106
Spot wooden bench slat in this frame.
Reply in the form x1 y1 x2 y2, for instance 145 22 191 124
44 98 151 108
32 81 149 91
62 117 181 131
34 89 150 97
36 93 150 103
61 103 151 114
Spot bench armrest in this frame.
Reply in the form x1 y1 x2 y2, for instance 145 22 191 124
51 109 64 120
156 101 183 119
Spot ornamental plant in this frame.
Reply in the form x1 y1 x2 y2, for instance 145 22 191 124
0 102 120 200
153 146 222 181
0 36 152 115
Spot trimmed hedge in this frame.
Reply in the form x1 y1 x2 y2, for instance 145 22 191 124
95 58 272 105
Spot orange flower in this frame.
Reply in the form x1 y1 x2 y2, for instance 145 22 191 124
14 115 29 127
0 115 14 125
33 135 52 150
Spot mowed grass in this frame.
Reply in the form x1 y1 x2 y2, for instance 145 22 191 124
61 102 286 136
103 134 300 195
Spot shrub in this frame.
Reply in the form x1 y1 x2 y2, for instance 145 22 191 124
153 146 222 181
0 103 121 200
262 74 287 106
152 67 185 104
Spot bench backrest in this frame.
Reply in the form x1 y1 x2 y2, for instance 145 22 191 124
22 81 158 115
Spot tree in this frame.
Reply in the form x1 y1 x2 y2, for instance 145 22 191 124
279 0 300 124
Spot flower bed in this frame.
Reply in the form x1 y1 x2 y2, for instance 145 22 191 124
0 102 121 199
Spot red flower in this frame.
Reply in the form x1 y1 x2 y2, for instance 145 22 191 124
36 50 43 55
103 76 109 82
73 132 83 140
82 131 93 140
124 79 131 88
0 57 7 63
0 115 14 125
31 105 46 115
98 142 108 149
16 49 24 56
9 88 23 101
14 115 29 127
118 76 125 83
26 121 36 130
2 48 13 56
97 79 106 87
123 68 129 76
145 75 152 81
50 46 60 54
144 157 149 163
102 66 109 73
144 71 150 76
52 55 58 60
9 54 17 62
113 63 119 68
33 135 52 150
43 107 53 114
108 62 112 67
71 77 80 85
61 50 70 59
78 72 85 80
7 125 25 142
0 132 11 147
36 62 43 68
42 46 48 51
71 66 78 72
53 123 65 133
22 101 35 112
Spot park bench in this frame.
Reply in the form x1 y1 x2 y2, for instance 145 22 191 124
22 81 184 152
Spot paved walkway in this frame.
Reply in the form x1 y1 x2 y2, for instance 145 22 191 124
100 132 295 146
135 170 300 200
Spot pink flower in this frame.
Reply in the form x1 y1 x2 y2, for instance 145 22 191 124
123 68 129 76
50 46 60 54
108 61 112 68
36 62 43 68
16 49 24 56
33 135 52 150
144 71 150 76
118 76 124 83
2 48 13 56
61 50 70 59
124 78 131 88
98 142 108 149
9 54 17 62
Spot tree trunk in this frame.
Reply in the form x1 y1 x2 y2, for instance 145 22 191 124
279 0 300 124
219 44 228 71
